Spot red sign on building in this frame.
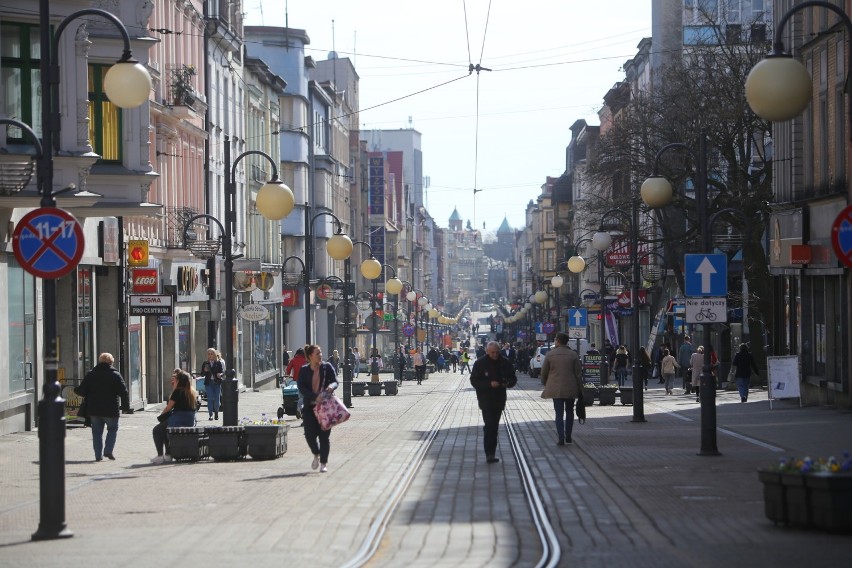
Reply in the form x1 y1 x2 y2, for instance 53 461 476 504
131 268 159 293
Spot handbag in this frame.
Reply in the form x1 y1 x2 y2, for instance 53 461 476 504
313 392 351 431
652 365 660 379
157 409 174 423
77 399 89 419
575 395 586 424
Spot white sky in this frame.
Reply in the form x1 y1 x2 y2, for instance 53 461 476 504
244 0 652 235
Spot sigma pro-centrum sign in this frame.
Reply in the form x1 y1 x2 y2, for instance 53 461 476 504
129 294 173 316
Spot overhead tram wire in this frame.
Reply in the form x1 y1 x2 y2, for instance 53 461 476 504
469 0 493 230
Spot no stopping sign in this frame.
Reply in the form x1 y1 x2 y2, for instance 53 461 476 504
12 207 85 279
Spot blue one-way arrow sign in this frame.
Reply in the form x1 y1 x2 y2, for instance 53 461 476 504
684 254 727 297
567 308 587 327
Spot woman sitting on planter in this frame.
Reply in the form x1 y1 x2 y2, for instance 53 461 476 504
297 344 338 473
151 369 198 464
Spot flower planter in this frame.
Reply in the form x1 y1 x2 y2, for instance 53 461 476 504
352 382 366 396
167 427 208 462
244 424 288 460
619 387 634 405
205 426 246 461
757 470 786 525
807 473 852 532
598 388 617 406
780 473 811 527
582 387 597 406
368 382 383 396
383 381 398 396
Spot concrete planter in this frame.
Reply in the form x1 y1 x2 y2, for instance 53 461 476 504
619 387 634 405
205 426 246 461
368 382 383 396
758 471 852 532
244 424 288 460
352 382 366 396
167 427 208 462
598 388 617 406
383 381 398 396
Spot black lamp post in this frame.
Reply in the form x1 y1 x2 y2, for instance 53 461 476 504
383 266 403 383
185 142 291 427
22 3 153 541
642 131 715 451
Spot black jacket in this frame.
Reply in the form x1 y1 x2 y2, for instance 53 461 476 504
297 362 339 408
74 362 130 417
470 354 517 409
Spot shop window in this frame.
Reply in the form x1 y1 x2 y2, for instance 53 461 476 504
7 259 35 393
179 313 192 372
253 313 277 374
77 267 94 381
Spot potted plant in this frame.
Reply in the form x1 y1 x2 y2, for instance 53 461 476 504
757 453 852 532
241 417 289 460
205 425 246 461
582 383 597 406
352 382 366 396
598 383 618 406
619 386 634 405
166 426 208 462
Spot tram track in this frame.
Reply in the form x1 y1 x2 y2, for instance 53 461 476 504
341 377 561 568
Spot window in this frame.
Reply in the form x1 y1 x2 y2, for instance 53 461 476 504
1 23 41 142
88 64 122 162
684 25 721 45
725 24 742 44
725 0 740 23
750 24 766 44
7 258 35 394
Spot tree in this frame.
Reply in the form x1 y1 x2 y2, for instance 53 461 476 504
581 17 774 366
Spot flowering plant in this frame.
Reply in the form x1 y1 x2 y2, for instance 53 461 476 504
770 452 852 474
239 414 286 426
582 383 598 389
599 383 619 389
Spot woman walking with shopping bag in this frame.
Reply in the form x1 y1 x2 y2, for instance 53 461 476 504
297 344 339 473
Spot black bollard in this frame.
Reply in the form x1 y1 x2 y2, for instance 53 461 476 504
221 370 239 426
31 379 73 540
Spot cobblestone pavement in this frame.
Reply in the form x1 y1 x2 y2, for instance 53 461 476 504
0 371 850 567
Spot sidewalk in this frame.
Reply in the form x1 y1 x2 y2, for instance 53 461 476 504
0 372 849 567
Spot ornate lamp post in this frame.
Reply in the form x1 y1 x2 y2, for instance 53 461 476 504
185 143 291 427
14 3 153 541
592 176 671 424
641 128 749 455
384 269 403 383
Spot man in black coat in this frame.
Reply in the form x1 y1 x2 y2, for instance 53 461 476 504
469 341 517 463
74 353 130 461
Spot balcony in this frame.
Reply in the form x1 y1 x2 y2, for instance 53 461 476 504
165 206 203 249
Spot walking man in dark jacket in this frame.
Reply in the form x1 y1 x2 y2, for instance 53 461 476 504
469 341 517 463
74 353 130 461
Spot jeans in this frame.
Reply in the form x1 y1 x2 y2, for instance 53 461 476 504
415 365 426 383
152 411 196 456
90 416 119 459
206 382 222 414
615 367 627 387
553 398 576 442
302 404 331 463
736 377 750 400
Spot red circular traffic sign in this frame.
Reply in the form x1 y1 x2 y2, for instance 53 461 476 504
831 204 852 268
12 207 85 279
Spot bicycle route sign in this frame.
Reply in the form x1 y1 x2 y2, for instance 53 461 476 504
684 297 727 324
12 207 84 279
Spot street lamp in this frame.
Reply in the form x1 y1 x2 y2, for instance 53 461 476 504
19 3 152 542
745 2 852 125
385 270 403 383
641 129 723 455
185 142 289 427
592 176 671 424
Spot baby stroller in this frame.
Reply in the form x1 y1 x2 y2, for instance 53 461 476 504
277 377 302 419
194 375 206 412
